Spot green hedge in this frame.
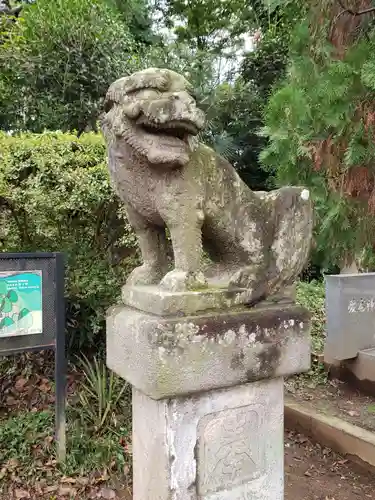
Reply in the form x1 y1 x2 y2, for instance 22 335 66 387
0 131 138 351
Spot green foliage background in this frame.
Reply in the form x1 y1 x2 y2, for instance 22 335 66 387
0 0 325 353
0 131 138 351
5 0 372 352
261 1 375 270
0 0 143 133
0 0 358 486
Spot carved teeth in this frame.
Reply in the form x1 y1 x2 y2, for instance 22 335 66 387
136 114 199 136
187 135 198 151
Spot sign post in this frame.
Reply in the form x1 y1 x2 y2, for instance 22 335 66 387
0 252 66 462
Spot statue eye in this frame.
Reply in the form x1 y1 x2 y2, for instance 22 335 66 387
126 87 160 96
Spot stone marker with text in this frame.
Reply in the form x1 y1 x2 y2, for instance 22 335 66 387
325 273 375 361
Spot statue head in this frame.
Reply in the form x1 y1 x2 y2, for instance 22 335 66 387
101 68 206 167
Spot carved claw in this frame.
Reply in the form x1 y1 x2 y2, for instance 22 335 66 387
229 266 269 304
159 269 207 292
126 264 164 286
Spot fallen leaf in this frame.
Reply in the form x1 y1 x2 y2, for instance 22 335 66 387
34 483 44 494
120 487 132 500
59 485 77 496
296 436 308 444
45 459 57 467
15 378 28 392
346 410 360 417
61 476 77 484
93 470 110 484
14 489 30 499
44 436 53 445
11 474 22 484
7 459 19 469
98 487 116 499
39 382 50 393
119 487 132 500
77 477 89 486
44 485 59 494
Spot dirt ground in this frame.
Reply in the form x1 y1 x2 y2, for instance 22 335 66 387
285 430 375 500
285 376 375 499
286 376 375 433
2 354 375 499
3 430 374 499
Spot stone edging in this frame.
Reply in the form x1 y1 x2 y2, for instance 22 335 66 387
284 398 375 470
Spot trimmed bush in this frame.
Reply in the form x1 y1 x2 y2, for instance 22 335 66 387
0 0 140 133
0 131 138 351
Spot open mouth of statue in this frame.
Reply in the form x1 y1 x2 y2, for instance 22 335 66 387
137 117 199 145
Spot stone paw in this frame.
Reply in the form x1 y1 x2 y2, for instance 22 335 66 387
229 266 268 305
126 264 163 286
159 269 207 292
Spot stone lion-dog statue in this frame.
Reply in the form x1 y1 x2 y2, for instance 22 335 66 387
101 68 313 305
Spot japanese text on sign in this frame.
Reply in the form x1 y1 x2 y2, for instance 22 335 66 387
347 297 375 313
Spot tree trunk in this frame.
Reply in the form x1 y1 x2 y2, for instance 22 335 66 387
340 256 359 274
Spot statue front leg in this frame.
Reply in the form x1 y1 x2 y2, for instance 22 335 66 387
159 210 207 292
126 206 169 286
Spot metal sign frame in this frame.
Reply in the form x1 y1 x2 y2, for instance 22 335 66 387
0 252 66 461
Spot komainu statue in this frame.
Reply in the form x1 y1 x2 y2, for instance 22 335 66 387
101 68 313 305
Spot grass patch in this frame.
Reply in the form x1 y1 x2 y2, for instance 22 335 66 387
289 357 328 389
73 355 130 435
0 358 132 484
288 280 328 389
0 405 131 482
296 280 325 354
64 416 130 477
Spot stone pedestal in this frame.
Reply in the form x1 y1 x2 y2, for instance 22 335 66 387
107 286 311 500
132 380 284 500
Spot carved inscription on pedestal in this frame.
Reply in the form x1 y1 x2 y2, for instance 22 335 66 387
197 405 265 496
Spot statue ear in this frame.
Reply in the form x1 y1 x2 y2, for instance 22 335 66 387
103 98 114 113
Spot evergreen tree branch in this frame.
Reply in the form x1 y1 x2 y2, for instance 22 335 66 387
337 0 375 17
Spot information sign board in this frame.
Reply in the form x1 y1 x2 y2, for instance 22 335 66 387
0 253 66 461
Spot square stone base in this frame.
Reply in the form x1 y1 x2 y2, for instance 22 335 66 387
133 377 284 500
107 303 310 399
122 282 296 317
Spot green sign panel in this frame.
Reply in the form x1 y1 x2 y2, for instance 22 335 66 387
0 271 42 337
